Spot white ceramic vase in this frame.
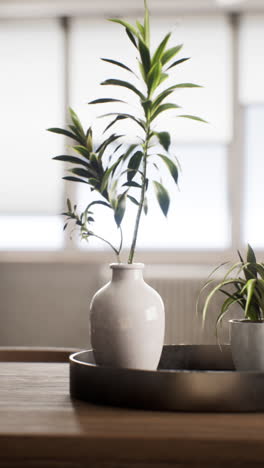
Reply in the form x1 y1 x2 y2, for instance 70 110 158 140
230 319 264 371
90 263 165 370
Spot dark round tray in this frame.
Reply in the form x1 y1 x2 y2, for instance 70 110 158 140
69 345 264 412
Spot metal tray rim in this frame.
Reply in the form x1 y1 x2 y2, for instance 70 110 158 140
69 348 264 375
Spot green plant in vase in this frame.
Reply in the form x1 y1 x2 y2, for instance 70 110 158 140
48 0 205 264
199 244 264 371
48 1 206 370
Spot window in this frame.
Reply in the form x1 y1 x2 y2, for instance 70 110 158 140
69 14 231 252
0 5 263 259
239 15 264 248
0 19 65 249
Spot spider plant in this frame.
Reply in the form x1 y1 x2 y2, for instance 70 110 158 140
48 0 205 263
199 245 264 333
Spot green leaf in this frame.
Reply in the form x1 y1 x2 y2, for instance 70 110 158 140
217 297 237 324
201 278 245 325
52 155 89 166
86 127 93 152
153 181 170 216
125 28 137 47
114 192 127 227
152 33 171 66
141 99 152 118
70 167 93 179
215 296 243 341
101 79 145 100
173 83 202 89
254 264 264 280
67 198 72 212
73 145 90 159
87 177 99 188
178 114 208 123
151 103 180 121
156 131 171 151
158 73 169 85
222 261 245 282
101 113 146 132
123 181 142 188
138 61 146 80
113 143 123 154
196 263 228 316
109 19 138 38
245 264 258 281
87 200 112 210
47 128 83 144
247 244 257 264
127 195 139 206
101 58 134 74
89 98 126 105
103 115 127 134
218 288 245 311
138 37 151 77
243 279 257 318
96 133 123 155
158 154 178 184
220 296 238 318
69 108 85 139
136 20 144 37
161 45 183 66
151 83 200 109
237 250 244 264
128 151 143 181
152 89 174 110
90 153 101 172
68 125 86 145
63 176 89 185
100 155 124 192
147 61 162 96
166 57 190 71
144 0 150 46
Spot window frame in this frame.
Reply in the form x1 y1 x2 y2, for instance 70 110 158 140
0 2 261 265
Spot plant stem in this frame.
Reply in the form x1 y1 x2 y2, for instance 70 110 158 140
128 125 150 264
91 233 120 262
118 226 123 259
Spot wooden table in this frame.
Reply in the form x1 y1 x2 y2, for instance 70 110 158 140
1 350 264 468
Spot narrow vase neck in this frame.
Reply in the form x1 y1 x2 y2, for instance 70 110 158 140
110 263 144 282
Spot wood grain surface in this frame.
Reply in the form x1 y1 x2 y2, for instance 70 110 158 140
1 361 264 467
0 347 78 362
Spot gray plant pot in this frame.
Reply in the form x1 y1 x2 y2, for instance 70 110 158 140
229 319 264 371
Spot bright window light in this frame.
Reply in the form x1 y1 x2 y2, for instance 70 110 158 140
0 216 63 250
239 15 264 105
243 105 264 247
0 19 65 215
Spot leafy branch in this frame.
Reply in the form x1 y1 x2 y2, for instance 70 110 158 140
48 0 206 262
198 245 264 337
63 198 123 261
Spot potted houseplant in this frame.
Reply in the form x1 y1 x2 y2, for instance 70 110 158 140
48 1 205 370
200 244 264 371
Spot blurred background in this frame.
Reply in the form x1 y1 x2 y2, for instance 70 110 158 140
0 0 263 348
